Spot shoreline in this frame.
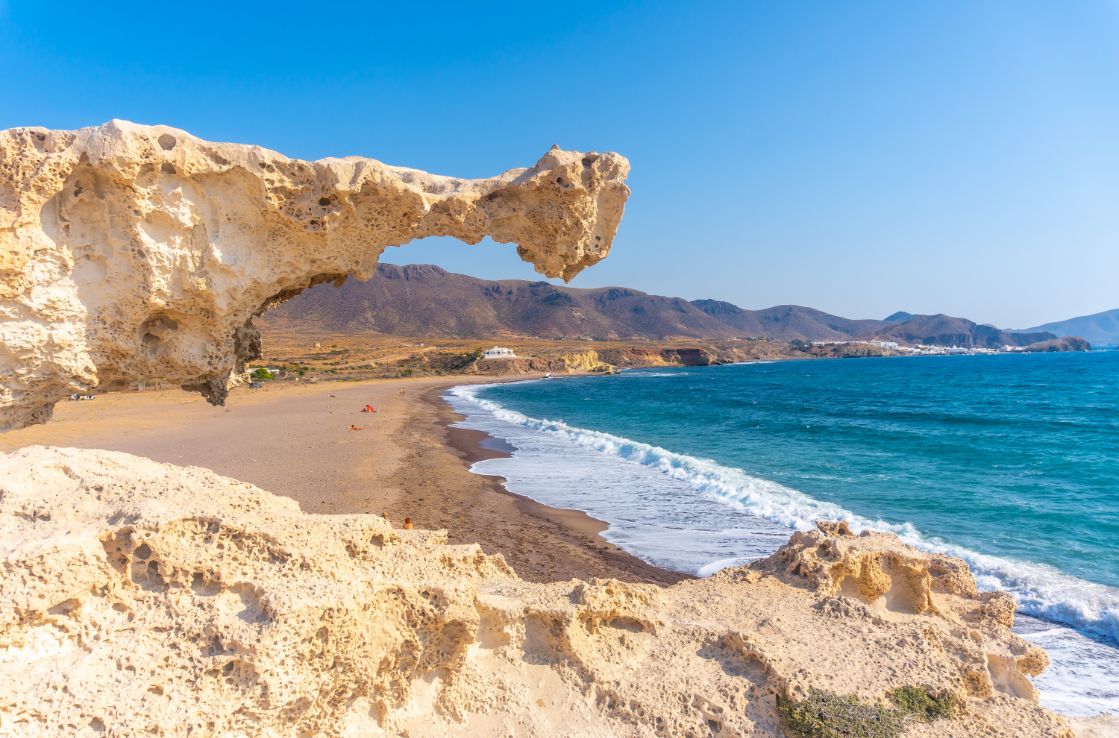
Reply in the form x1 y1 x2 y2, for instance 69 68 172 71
413 380 688 585
434 370 1119 715
413 368 1119 734
433 368 1119 726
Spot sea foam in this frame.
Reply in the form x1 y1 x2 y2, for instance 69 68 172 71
448 382 1119 678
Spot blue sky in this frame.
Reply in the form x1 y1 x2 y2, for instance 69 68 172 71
2 1 1117 327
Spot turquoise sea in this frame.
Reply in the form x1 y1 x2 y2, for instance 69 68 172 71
446 351 1119 716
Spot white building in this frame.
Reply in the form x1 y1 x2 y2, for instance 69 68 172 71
482 346 517 359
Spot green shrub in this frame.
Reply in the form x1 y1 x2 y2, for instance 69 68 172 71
250 367 273 380
889 686 959 722
779 686 959 738
778 691 906 738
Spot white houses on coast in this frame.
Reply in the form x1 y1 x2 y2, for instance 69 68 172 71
482 346 517 360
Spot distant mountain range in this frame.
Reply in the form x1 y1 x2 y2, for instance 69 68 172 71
1016 309 1119 348
262 264 1075 349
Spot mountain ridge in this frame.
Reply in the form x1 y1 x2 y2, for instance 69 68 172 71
1016 309 1119 348
262 263 1062 349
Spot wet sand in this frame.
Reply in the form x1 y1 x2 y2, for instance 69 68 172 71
406 384 686 584
0 376 685 585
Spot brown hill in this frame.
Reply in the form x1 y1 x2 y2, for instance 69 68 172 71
872 314 1049 349
263 264 734 339
1018 308 1119 348
262 264 1058 348
691 300 886 341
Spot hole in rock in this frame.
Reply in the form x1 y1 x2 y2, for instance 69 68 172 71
140 314 179 355
157 134 177 150
606 616 646 634
48 599 80 616
191 572 221 596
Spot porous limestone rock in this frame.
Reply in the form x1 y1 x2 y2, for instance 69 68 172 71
0 446 1073 737
747 527 1052 702
0 121 630 430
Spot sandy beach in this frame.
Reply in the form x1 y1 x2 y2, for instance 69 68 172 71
0 376 684 586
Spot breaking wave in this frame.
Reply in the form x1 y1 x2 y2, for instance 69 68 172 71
448 382 1119 648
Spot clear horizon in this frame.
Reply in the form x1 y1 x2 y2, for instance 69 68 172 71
3 1 1116 327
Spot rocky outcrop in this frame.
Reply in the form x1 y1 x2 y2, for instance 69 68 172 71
469 350 616 376
0 122 630 430
750 524 1052 703
0 447 1072 737
466 348 727 377
1022 337 1092 352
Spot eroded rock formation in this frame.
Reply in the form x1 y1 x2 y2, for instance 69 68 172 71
0 121 629 429
0 447 1072 737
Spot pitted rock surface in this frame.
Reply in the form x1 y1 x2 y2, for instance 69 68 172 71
0 121 630 429
0 447 1073 737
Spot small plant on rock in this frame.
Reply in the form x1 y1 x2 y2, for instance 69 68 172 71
889 685 960 722
778 685 961 738
778 690 906 738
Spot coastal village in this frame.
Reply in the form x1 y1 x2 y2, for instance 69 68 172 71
807 339 1081 356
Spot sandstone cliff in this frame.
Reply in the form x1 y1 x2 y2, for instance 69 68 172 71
0 122 629 430
0 447 1072 737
